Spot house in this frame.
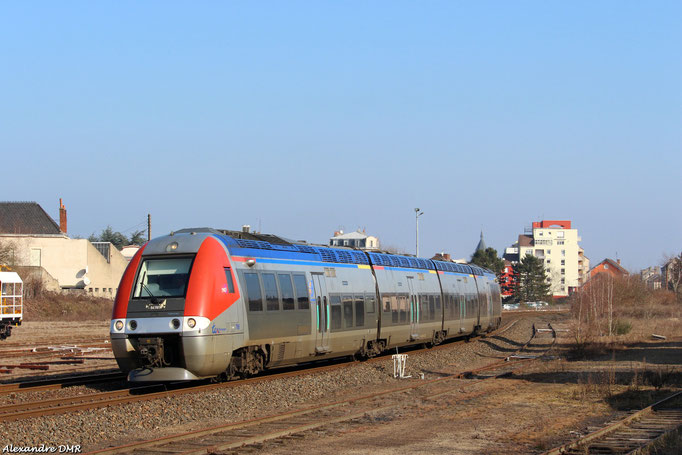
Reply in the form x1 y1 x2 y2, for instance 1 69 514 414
589 258 629 280
329 229 380 250
503 220 589 298
0 200 129 299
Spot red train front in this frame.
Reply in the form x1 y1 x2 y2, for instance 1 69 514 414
110 229 242 381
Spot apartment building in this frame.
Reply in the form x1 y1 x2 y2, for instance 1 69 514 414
503 220 589 298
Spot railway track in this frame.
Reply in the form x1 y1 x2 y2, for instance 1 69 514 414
544 390 682 455
0 370 125 396
0 317 522 423
84 321 556 454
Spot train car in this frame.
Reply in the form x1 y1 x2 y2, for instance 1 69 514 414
0 271 23 340
110 228 501 382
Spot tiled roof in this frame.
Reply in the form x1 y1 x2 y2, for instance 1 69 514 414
0 202 62 235
518 235 533 247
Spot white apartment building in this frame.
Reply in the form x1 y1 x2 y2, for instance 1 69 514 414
329 229 380 250
504 220 589 298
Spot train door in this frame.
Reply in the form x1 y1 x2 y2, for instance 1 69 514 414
406 277 419 339
486 282 493 326
311 273 330 353
459 295 466 333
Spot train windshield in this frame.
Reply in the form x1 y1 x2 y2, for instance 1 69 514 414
133 257 193 298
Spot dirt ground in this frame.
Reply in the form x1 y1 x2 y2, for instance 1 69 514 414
2 313 681 454
0 321 115 381
244 312 682 455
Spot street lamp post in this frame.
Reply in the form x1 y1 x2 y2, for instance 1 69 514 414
414 208 424 257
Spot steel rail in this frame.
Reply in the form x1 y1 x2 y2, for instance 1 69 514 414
0 371 125 396
0 317 525 423
543 390 682 455
85 320 556 454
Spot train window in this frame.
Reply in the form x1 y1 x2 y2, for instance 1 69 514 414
292 275 310 310
342 295 353 328
262 273 280 311
435 295 441 311
429 295 436 320
365 294 375 313
133 257 192 298
398 294 408 323
382 295 391 313
330 295 342 330
420 295 429 321
224 269 235 293
244 273 263 312
390 295 399 323
278 274 295 311
355 296 364 326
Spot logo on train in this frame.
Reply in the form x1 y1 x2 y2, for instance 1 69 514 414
211 324 227 334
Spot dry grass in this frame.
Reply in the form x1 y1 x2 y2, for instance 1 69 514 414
569 276 681 357
23 291 113 321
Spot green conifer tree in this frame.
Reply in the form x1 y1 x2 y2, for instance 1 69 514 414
512 254 551 302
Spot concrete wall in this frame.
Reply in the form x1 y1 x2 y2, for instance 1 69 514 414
0 235 128 299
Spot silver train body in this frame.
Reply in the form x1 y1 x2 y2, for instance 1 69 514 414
111 229 502 382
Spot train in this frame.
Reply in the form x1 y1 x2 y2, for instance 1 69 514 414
110 228 502 382
0 271 23 340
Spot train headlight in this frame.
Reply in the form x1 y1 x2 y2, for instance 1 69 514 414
166 242 179 252
115 320 123 331
187 318 196 329
171 318 181 330
129 320 137 331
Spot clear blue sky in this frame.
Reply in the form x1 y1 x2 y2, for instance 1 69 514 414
2 2 680 271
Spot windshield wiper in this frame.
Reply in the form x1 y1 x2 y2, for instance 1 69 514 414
139 272 161 303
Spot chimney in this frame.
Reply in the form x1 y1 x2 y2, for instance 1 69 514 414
59 198 67 234
617 259 621 265
242 225 250 233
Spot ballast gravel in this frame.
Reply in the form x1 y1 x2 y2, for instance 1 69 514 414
0 315 547 450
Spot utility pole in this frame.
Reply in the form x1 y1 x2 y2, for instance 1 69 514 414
147 214 151 241
414 208 424 257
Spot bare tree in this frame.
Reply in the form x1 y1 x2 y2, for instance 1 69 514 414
0 240 17 268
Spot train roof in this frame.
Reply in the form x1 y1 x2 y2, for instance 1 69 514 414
172 228 495 277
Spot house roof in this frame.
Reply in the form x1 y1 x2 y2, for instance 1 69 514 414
331 231 371 240
591 258 628 275
518 234 533 247
0 202 63 235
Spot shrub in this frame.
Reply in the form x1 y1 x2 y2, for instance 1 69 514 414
613 319 632 335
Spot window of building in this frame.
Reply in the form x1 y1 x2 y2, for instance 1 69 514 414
561 250 566 257
547 249 551 255
561 278 565 284
561 259 565 266
557 240 565 245
278 274 295 310
557 231 565 238
561 268 565 275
